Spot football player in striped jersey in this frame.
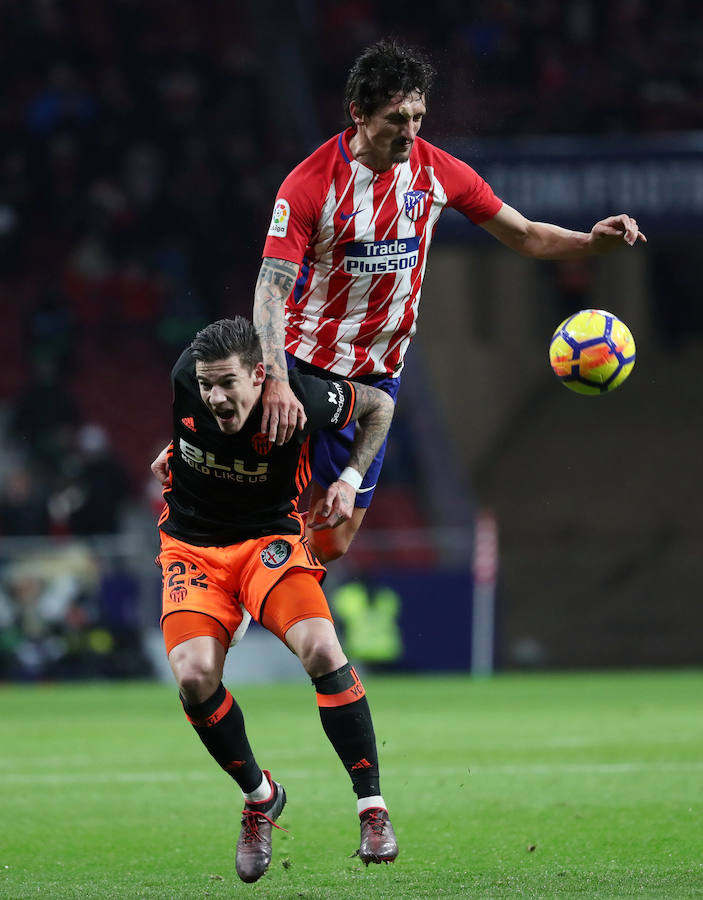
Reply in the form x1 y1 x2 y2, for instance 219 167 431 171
254 37 646 562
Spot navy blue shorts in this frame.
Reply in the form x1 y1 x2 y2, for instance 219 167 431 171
287 354 400 508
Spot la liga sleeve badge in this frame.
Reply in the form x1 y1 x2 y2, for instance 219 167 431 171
268 199 290 237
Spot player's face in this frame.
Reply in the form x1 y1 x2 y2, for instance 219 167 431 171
350 90 426 170
195 354 265 434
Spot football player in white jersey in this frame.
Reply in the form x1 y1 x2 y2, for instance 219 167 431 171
254 37 646 564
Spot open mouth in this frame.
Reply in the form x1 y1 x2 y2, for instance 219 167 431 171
214 408 235 420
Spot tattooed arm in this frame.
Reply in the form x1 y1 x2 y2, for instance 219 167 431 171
253 257 307 444
308 383 395 531
346 383 395 483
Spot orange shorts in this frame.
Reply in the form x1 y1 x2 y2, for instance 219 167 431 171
157 531 330 651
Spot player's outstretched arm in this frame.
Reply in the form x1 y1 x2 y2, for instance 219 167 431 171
480 203 646 259
308 384 395 531
253 256 307 445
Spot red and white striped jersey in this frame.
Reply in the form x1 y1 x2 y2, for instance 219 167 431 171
262 127 502 378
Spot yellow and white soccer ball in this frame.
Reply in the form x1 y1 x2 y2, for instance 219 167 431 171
549 309 636 395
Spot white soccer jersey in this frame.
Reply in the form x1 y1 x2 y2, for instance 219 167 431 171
263 127 502 378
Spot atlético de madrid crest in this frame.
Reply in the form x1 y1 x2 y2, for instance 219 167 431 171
403 190 427 221
260 539 292 568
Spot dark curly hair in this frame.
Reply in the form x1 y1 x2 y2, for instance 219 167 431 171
344 38 435 121
190 316 263 371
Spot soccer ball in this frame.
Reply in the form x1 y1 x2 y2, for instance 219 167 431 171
549 309 636 395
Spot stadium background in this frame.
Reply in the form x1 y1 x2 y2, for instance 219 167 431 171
1 0 701 682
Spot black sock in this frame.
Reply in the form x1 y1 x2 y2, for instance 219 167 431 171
313 663 380 798
181 682 262 794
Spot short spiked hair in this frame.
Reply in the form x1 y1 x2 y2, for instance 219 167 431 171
189 317 263 371
344 38 435 120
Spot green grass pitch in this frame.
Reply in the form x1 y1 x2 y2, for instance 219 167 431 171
1 670 702 898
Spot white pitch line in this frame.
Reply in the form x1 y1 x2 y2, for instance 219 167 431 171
1 761 703 786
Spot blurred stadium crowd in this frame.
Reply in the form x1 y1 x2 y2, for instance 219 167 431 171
0 0 700 675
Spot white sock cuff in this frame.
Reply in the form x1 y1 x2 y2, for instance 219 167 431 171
243 771 271 803
357 795 386 815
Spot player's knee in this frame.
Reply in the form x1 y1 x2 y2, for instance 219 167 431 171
173 655 220 704
297 634 346 678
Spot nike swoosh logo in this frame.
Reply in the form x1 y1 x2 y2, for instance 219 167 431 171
340 210 364 221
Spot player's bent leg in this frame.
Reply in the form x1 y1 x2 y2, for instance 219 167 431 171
308 658 399 864
264 578 398 865
165 622 263 793
305 483 368 563
164 612 286 882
